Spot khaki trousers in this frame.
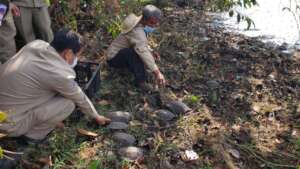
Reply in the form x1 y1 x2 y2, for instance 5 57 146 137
0 7 16 63
14 6 53 43
0 96 75 140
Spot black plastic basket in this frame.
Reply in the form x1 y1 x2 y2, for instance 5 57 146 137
74 61 101 99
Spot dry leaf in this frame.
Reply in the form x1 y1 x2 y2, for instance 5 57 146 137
38 156 52 166
77 128 98 137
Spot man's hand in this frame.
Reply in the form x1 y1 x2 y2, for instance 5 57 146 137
152 51 161 61
10 3 20 17
153 70 166 87
95 115 111 125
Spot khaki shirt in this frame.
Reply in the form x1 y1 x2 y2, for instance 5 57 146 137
107 24 158 72
0 2 16 63
12 0 47 7
0 40 99 124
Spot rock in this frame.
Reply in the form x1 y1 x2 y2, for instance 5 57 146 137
228 149 240 159
146 93 162 108
176 0 188 7
281 50 293 58
107 111 131 123
112 132 136 147
155 0 169 7
155 109 176 121
159 159 174 169
118 146 144 161
200 37 210 42
181 150 199 162
107 122 129 130
166 101 192 115
134 110 147 121
295 42 300 51
206 80 220 89
278 42 288 51
290 76 300 87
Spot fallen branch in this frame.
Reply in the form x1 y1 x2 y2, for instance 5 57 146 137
226 138 297 168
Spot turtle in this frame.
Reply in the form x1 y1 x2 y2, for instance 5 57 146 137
107 122 129 130
112 132 136 147
107 111 131 123
166 101 191 115
155 109 176 121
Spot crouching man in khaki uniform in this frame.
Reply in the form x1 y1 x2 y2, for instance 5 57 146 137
107 5 166 91
0 0 19 63
12 0 53 43
0 29 110 141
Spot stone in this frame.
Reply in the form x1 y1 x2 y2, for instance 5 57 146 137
118 146 144 161
112 132 136 147
206 80 220 89
166 101 192 115
107 122 129 130
134 110 148 121
107 111 131 123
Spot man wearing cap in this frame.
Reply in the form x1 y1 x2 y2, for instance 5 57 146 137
0 29 110 142
11 0 53 43
107 5 166 91
0 0 19 64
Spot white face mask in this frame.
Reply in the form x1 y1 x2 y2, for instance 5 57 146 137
70 57 78 68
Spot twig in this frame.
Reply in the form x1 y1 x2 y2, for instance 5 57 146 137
3 150 24 155
226 138 297 168
3 154 14 161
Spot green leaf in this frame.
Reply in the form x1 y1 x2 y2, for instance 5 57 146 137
0 147 3 159
0 111 7 122
45 0 51 6
88 160 101 169
189 95 199 104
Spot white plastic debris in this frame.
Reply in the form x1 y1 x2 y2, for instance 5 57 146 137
182 150 199 161
228 149 240 159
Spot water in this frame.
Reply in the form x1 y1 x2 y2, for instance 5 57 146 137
221 0 300 47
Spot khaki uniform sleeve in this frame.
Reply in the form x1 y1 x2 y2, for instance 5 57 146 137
127 28 158 72
47 74 99 119
11 0 48 7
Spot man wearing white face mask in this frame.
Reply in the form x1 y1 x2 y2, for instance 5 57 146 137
0 29 111 142
107 5 166 92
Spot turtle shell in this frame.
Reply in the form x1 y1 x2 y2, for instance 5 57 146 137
166 101 191 115
113 132 136 147
155 109 176 121
107 111 131 123
107 122 129 130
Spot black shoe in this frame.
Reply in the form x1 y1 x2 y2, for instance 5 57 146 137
138 82 154 93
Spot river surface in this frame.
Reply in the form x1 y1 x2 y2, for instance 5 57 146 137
219 0 300 47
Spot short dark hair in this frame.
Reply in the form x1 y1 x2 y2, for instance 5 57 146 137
50 29 84 54
142 5 162 21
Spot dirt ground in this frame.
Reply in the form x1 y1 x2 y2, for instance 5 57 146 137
1 2 300 169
